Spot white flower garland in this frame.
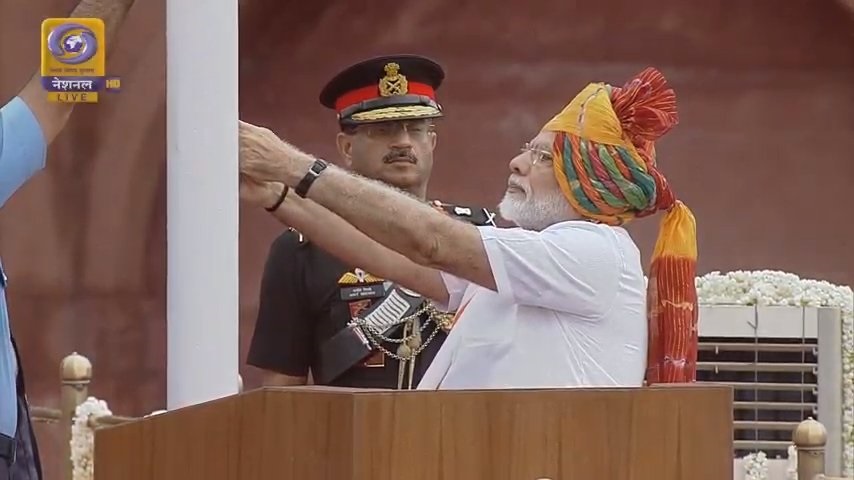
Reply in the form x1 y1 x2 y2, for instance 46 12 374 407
70 397 112 480
743 451 769 480
69 400 167 480
695 270 854 477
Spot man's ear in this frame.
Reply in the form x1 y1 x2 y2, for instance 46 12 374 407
336 132 353 167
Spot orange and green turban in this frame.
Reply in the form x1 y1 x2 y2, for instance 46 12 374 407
542 67 698 384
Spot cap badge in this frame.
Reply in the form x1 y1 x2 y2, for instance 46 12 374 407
378 62 409 97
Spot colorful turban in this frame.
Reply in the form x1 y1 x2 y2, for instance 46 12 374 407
542 68 698 384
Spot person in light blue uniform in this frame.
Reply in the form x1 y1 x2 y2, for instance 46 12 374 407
0 96 47 480
1 3 137 479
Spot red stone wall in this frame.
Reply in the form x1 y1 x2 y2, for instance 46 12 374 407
0 0 852 477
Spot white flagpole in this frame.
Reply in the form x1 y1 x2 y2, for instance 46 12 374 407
165 0 239 409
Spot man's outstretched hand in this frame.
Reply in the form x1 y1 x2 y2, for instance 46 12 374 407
239 173 284 210
239 120 314 187
239 121 282 182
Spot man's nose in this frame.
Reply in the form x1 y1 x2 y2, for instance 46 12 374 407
509 153 530 175
388 127 413 148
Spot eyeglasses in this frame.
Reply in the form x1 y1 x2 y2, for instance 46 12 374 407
521 142 554 166
354 120 435 142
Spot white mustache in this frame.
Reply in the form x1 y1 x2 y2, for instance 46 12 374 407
507 178 528 193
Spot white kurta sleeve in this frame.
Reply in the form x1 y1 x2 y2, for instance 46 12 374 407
431 271 470 312
478 221 623 319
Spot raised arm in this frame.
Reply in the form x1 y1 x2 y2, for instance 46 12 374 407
244 179 454 307
18 0 136 144
301 167 490 289
1 0 137 208
239 123 495 291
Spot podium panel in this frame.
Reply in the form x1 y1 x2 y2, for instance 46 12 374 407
95 385 733 480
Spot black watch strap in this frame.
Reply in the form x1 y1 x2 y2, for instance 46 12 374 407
295 159 329 198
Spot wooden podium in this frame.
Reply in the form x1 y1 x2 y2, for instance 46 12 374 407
94 385 733 480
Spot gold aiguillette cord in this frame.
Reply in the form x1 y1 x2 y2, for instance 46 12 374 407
396 320 412 390
407 317 422 390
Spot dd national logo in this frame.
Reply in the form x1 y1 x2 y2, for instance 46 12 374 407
40 18 121 103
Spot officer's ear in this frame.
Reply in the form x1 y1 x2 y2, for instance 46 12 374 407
427 120 439 151
335 131 354 167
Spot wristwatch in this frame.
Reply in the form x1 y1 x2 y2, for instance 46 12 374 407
295 159 329 198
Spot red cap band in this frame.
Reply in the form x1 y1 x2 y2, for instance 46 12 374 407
334 82 436 112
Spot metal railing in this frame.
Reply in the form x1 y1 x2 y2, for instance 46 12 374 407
697 305 844 468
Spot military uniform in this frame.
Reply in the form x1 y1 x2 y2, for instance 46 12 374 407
247 55 497 389
247 203 495 389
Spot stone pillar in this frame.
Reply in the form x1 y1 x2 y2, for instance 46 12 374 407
165 0 240 410
793 417 828 480
60 352 92 480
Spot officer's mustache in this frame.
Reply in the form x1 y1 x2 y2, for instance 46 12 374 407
383 149 418 164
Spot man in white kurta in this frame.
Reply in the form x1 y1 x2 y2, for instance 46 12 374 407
236 66 697 391
418 220 647 390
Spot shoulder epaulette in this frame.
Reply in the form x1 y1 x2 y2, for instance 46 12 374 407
430 200 497 227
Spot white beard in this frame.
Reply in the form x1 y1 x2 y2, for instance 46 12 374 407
498 188 577 231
